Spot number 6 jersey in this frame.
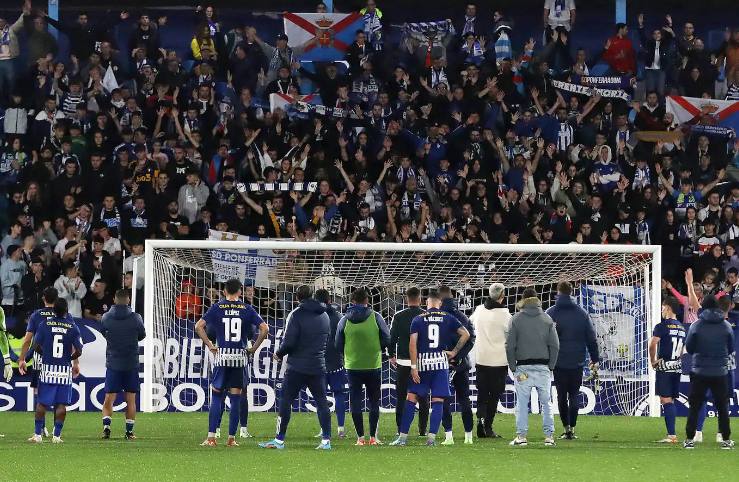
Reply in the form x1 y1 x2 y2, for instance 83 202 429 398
203 300 265 368
410 309 462 372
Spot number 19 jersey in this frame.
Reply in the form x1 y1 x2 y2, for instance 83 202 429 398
410 309 462 372
203 300 265 368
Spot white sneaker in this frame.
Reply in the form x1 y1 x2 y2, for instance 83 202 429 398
215 428 221 438
52 436 63 444
28 434 43 443
717 433 724 443
464 432 474 445
239 427 253 438
509 435 528 446
544 437 556 446
440 437 455 446
694 431 703 443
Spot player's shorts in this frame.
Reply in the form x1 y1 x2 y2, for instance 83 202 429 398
105 369 140 393
37 382 73 407
408 369 451 398
212 366 245 391
655 371 681 398
326 368 349 394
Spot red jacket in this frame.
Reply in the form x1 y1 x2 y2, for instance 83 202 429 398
603 35 636 74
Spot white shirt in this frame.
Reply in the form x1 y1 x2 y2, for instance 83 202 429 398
545 0 576 29
647 40 661 69
470 303 512 367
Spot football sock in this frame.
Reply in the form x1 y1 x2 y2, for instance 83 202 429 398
429 401 444 436
53 421 64 438
239 389 249 428
228 395 240 437
399 400 416 435
663 403 676 436
444 431 453 441
102 416 111 430
34 418 45 436
208 391 225 434
125 419 134 434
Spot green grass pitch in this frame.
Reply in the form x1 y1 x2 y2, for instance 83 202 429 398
0 412 735 481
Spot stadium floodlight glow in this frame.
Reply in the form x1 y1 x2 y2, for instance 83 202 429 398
141 240 661 417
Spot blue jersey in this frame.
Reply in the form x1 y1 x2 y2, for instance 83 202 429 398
34 316 83 386
26 307 56 364
653 318 686 368
203 299 265 368
410 309 462 372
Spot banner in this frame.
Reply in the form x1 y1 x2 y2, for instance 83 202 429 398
205 230 286 286
551 79 631 101
283 12 363 61
666 96 739 136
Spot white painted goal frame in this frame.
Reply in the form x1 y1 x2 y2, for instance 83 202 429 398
141 240 661 417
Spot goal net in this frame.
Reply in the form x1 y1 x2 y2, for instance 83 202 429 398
141 241 661 417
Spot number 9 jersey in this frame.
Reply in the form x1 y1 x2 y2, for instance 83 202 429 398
410 309 462 372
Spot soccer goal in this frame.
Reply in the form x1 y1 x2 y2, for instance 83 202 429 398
140 241 661 418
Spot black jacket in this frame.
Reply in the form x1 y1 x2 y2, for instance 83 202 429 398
276 298 330 375
441 298 476 370
546 295 599 369
101 304 146 371
389 306 425 360
686 307 735 377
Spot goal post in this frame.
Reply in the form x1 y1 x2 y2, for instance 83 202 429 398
140 240 661 417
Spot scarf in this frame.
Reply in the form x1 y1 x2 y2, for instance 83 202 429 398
495 31 512 62
551 79 631 101
463 16 476 35
268 210 282 238
269 47 293 74
400 191 421 220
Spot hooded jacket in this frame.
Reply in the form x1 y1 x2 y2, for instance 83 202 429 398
546 295 599 369
470 298 511 367
506 297 560 372
101 304 146 371
335 304 390 371
277 298 330 375
441 298 476 370
685 307 735 377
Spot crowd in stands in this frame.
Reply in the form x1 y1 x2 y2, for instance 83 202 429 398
0 0 738 326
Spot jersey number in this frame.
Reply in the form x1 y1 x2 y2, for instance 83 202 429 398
52 334 64 358
428 324 440 349
223 318 242 342
671 338 684 359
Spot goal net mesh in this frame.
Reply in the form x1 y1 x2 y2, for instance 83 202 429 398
145 244 655 417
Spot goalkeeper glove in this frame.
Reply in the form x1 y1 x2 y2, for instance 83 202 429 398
236 182 247 193
3 356 11 383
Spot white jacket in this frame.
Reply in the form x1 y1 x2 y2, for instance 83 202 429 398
470 301 511 367
54 275 87 318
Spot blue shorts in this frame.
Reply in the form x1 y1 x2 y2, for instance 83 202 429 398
105 369 140 393
212 366 244 391
326 368 348 394
655 371 681 398
37 382 73 407
408 369 451 398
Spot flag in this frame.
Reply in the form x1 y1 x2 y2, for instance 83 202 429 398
269 92 318 113
666 96 739 137
102 64 119 94
283 12 363 61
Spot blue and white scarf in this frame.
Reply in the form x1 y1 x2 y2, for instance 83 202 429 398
462 16 476 35
401 20 456 46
